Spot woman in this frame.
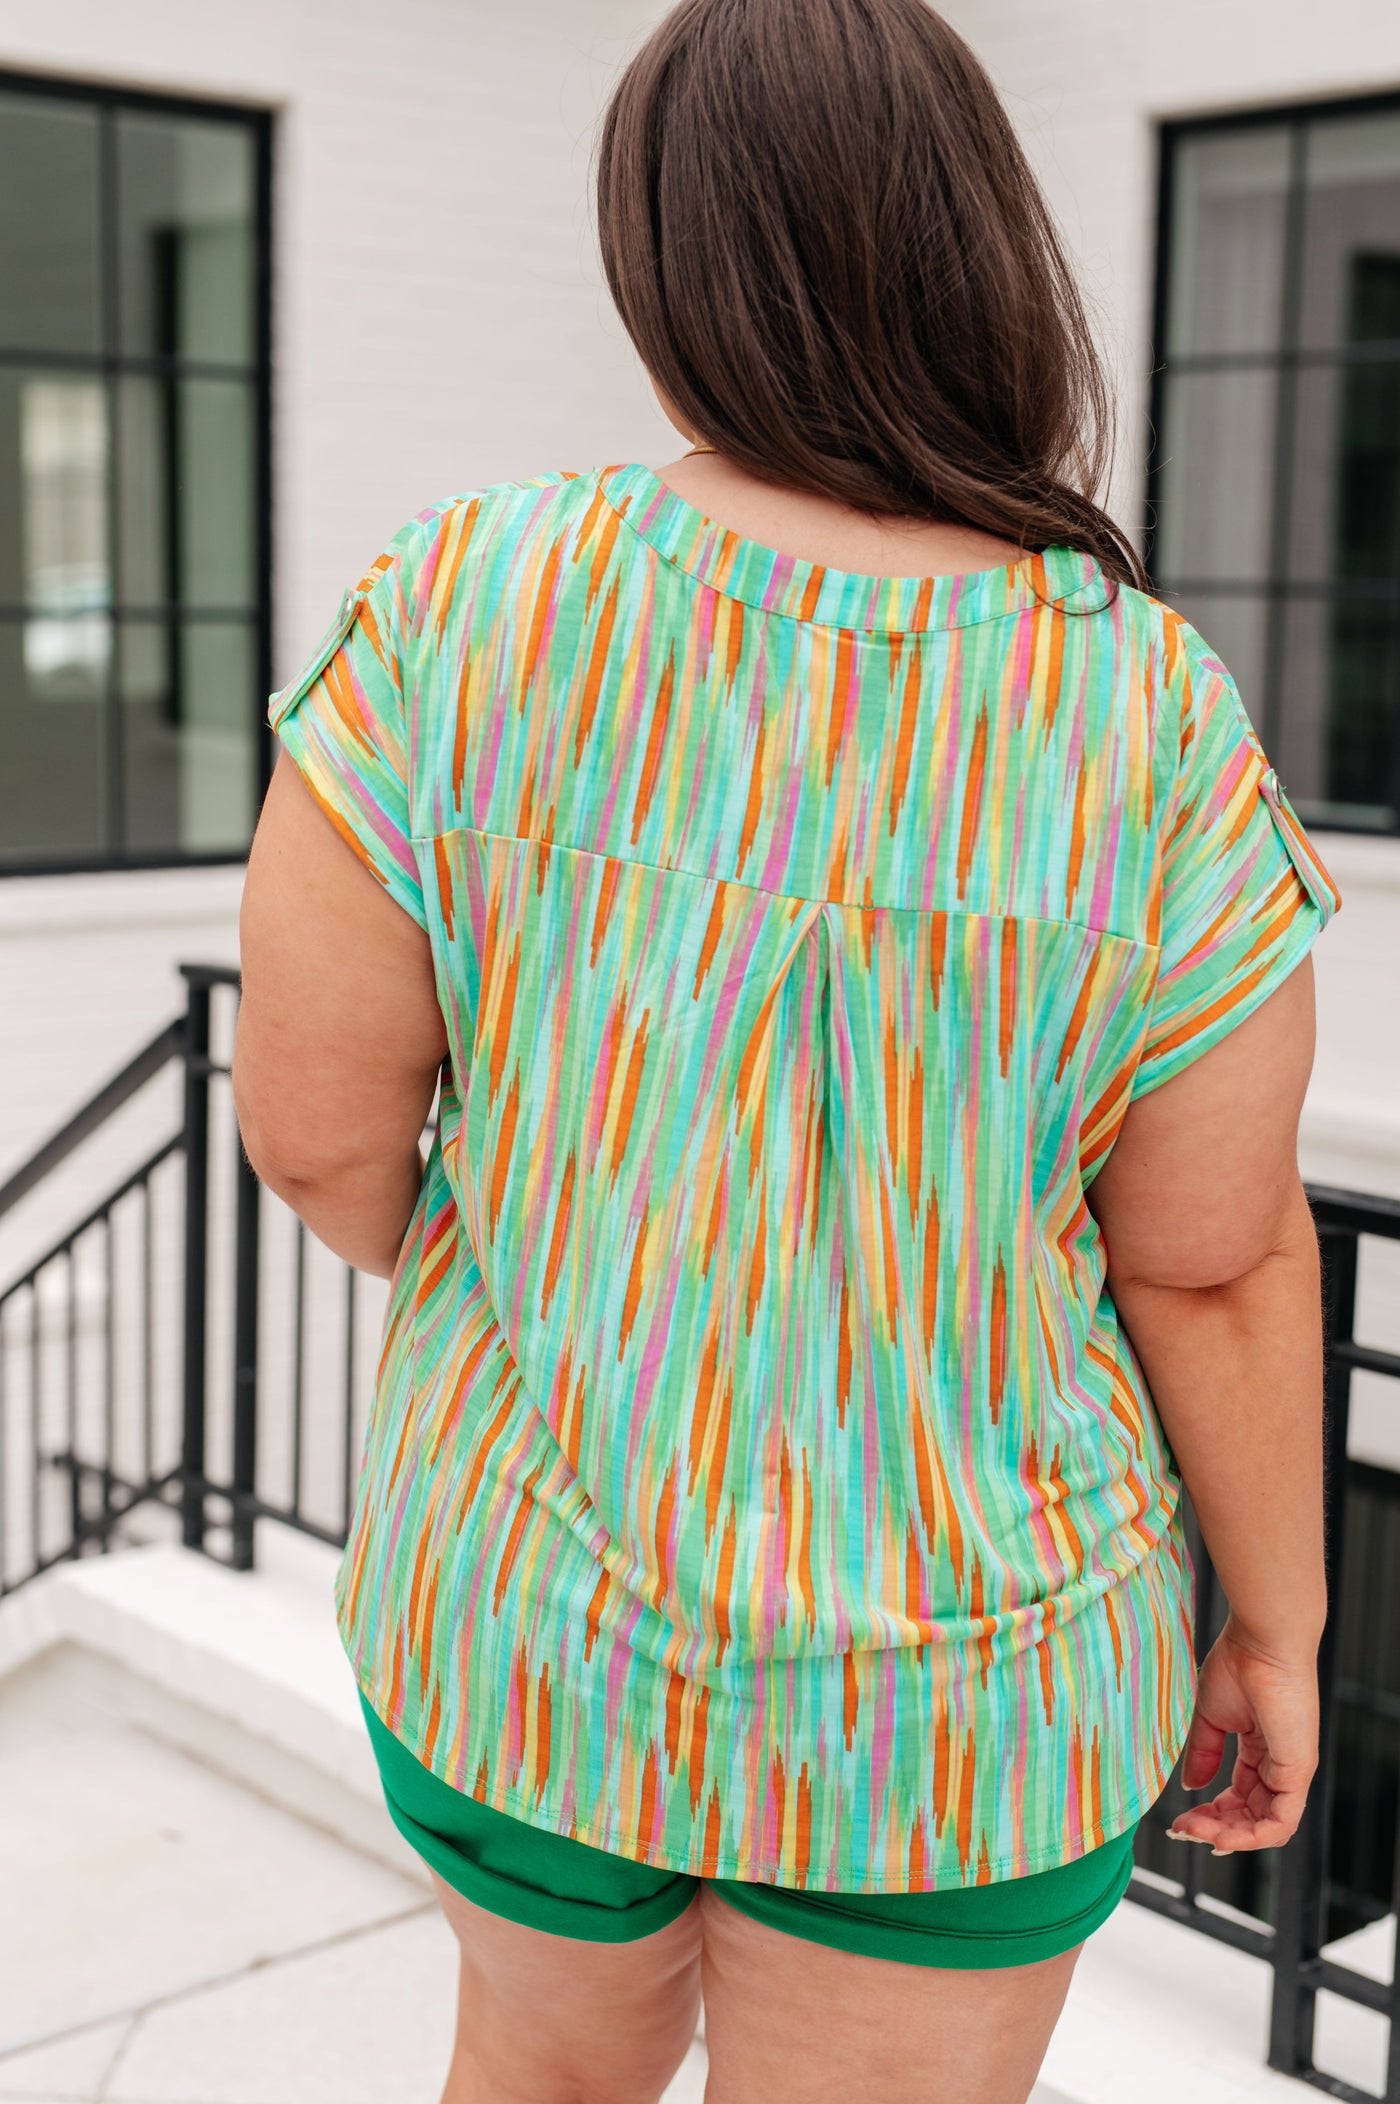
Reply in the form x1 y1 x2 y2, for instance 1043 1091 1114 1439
232 2 1341 2098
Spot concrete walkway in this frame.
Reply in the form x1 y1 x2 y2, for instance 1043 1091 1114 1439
1 1544 1388 2104
0 1642 707 2104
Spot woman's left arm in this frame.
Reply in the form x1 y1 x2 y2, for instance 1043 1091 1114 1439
233 747 447 1279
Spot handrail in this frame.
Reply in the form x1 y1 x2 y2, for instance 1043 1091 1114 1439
0 1133 184 1303
0 962 241 1227
1307 1183 1400 1237
179 961 242 991
0 1017 185 1222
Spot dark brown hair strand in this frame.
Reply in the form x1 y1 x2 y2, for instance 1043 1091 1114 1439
596 0 1147 592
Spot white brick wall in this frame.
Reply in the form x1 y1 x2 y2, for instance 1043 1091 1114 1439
0 0 676 679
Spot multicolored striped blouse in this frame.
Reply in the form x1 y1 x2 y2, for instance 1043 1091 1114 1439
269 463 1340 1891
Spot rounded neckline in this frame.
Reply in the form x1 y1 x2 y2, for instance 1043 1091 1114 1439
594 461 1105 636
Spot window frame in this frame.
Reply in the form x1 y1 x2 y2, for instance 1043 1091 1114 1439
1147 87 1400 838
0 66 272 878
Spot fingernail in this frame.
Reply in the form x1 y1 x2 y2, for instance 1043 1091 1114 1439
1210 1848 1231 1858
1167 1830 1211 1845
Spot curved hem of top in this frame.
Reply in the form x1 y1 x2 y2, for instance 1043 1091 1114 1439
346 1649 1192 1894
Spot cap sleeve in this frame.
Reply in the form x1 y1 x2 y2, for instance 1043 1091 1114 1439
1131 635 1342 1101
268 518 428 930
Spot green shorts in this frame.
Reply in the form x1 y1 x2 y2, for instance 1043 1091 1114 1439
360 1693 1138 1969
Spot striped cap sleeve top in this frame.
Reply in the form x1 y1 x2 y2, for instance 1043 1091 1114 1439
269 464 1339 1892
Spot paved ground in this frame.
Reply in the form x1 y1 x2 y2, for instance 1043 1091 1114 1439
8 1626 1381 2104
0 1645 707 2104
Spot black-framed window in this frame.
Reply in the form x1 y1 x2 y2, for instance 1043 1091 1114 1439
1149 95 1400 835
0 72 270 874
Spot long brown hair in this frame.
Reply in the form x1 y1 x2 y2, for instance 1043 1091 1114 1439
596 0 1145 591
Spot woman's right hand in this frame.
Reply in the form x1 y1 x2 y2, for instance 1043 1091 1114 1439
1167 1615 1320 1854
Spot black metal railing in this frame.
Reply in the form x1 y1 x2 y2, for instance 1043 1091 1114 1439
0 963 383 1594
0 1006 187 1588
1128 1184 1400 2101
1 963 1399 2096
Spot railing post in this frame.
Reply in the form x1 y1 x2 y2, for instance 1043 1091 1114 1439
230 1127 260 1571
1268 1221 1357 2080
180 973 212 1551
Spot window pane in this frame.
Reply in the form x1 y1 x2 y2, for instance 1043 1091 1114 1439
115 376 166 608
0 367 110 614
17 374 110 617
0 92 100 354
1275 596 1399 828
1289 359 1400 585
116 376 254 610
121 621 255 853
180 380 255 606
0 617 107 862
1155 592 1270 734
1299 111 1400 351
1154 369 1279 584
118 622 177 848
1167 127 1291 357
116 113 255 365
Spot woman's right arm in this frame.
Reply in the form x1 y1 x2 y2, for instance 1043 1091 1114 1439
1087 955 1325 1854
